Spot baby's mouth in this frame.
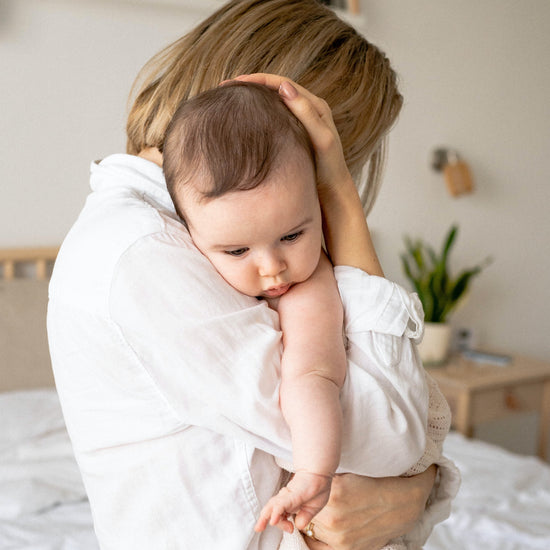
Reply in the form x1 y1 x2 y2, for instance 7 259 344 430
263 283 291 298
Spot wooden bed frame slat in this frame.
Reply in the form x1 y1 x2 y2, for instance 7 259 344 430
0 246 59 280
1 246 59 391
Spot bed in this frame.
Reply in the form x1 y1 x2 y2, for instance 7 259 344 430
1 247 550 550
0 247 98 549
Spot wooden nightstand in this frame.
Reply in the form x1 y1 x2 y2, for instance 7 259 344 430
428 354 550 461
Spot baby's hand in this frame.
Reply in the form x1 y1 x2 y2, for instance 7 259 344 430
254 471 333 534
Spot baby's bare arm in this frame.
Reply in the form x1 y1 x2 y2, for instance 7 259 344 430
273 252 347 388
258 253 347 532
275 253 346 468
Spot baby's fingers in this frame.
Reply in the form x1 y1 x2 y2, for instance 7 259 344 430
255 500 287 533
254 511 270 533
268 498 292 527
255 507 294 534
255 491 299 534
255 501 280 533
274 515 295 534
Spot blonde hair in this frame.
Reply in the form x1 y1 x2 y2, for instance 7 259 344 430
126 0 402 213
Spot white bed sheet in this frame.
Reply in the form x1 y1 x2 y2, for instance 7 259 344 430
1 389 550 550
0 390 97 550
425 432 550 549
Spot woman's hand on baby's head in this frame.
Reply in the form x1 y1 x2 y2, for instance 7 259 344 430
231 74 355 202
230 75 370 273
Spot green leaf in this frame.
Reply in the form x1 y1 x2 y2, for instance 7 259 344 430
442 225 458 263
401 255 421 295
440 267 481 320
400 224 490 323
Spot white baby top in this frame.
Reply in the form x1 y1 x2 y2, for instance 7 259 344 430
47 154 446 550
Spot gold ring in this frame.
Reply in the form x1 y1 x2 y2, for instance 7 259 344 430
304 521 317 541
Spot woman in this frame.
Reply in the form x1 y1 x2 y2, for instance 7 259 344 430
48 1 458 549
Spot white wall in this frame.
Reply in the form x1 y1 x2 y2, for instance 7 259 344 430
361 0 550 361
1 0 549 361
0 0 213 246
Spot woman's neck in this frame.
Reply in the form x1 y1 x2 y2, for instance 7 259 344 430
138 147 163 167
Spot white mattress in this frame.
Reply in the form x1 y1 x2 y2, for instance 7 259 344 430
1 389 549 550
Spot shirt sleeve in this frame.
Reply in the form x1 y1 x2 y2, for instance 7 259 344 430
335 266 429 476
408 453 461 544
110 234 428 476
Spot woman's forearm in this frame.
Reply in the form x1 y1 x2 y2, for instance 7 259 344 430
320 176 384 277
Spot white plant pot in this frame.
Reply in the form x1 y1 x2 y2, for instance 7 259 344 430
417 322 452 367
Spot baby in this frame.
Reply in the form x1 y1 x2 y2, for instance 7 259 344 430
163 81 347 534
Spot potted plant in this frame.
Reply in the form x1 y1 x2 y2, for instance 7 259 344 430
400 224 491 366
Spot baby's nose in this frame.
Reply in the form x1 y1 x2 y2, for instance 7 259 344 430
258 253 286 277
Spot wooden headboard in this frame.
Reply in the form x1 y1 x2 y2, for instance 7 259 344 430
0 247 59 391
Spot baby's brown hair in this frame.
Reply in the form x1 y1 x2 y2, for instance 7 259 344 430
163 82 315 220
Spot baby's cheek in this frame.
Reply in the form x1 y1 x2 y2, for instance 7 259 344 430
300 252 321 282
209 258 236 284
223 265 255 295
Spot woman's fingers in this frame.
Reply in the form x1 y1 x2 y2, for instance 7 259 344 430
228 73 355 230
233 73 318 101
233 75 343 175
304 472 435 550
232 72 287 88
227 73 337 150
281 94 336 156
226 73 342 146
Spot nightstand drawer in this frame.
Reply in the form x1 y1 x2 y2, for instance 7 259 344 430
470 383 542 424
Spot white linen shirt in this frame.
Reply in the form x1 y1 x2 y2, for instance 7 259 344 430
48 154 430 550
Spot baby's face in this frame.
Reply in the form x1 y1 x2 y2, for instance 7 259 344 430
183 151 322 299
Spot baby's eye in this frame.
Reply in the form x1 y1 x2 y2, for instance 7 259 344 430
281 231 303 242
225 248 249 257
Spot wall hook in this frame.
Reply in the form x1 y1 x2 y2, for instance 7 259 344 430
431 147 474 197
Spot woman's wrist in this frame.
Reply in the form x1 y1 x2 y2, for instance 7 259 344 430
414 464 438 508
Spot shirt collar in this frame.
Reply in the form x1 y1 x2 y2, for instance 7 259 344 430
90 154 177 215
